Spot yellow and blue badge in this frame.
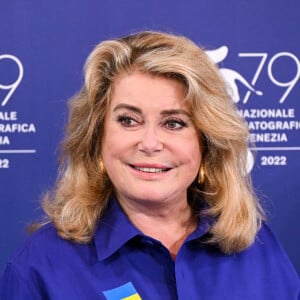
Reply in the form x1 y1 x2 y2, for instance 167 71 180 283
103 282 142 300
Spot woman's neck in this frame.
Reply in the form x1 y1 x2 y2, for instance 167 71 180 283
118 196 198 259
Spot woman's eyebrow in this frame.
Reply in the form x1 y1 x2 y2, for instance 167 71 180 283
112 103 142 114
112 103 191 117
160 109 191 117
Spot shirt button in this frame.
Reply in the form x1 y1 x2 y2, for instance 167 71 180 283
145 240 154 245
140 237 154 245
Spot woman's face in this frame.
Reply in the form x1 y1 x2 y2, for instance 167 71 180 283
102 72 201 207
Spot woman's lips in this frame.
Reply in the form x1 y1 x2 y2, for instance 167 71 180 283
128 163 172 174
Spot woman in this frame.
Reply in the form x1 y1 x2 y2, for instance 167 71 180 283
1 31 299 299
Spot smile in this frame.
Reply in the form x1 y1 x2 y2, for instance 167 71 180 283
129 165 171 173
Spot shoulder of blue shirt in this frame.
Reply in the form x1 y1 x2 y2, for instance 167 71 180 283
2 196 300 285
3 216 298 273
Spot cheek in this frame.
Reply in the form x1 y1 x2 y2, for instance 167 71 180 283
101 125 134 164
102 122 121 152
187 143 201 169
186 140 202 175
181 131 202 162
173 138 201 172
102 136 120 163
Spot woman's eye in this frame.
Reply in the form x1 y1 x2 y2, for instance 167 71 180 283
165 119 187 130
117 116 139 127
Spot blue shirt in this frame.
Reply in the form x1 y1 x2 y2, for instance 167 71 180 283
1 198 299 299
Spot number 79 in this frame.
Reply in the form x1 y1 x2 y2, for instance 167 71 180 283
239 52 300 104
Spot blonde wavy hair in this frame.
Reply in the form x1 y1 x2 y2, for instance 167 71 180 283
42 31 264 253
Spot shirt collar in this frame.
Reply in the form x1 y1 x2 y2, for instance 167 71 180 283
186 212 213 242
94 197 141 261
94 197 213 261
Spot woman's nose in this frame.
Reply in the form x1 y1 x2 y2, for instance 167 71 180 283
138 125 163 155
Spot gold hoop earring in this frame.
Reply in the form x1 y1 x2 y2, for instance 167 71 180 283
198 165 205 184
99 159 106 174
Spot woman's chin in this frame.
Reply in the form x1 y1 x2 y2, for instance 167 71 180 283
118 189 185 208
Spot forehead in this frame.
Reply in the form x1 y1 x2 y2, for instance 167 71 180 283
110 72 187 111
